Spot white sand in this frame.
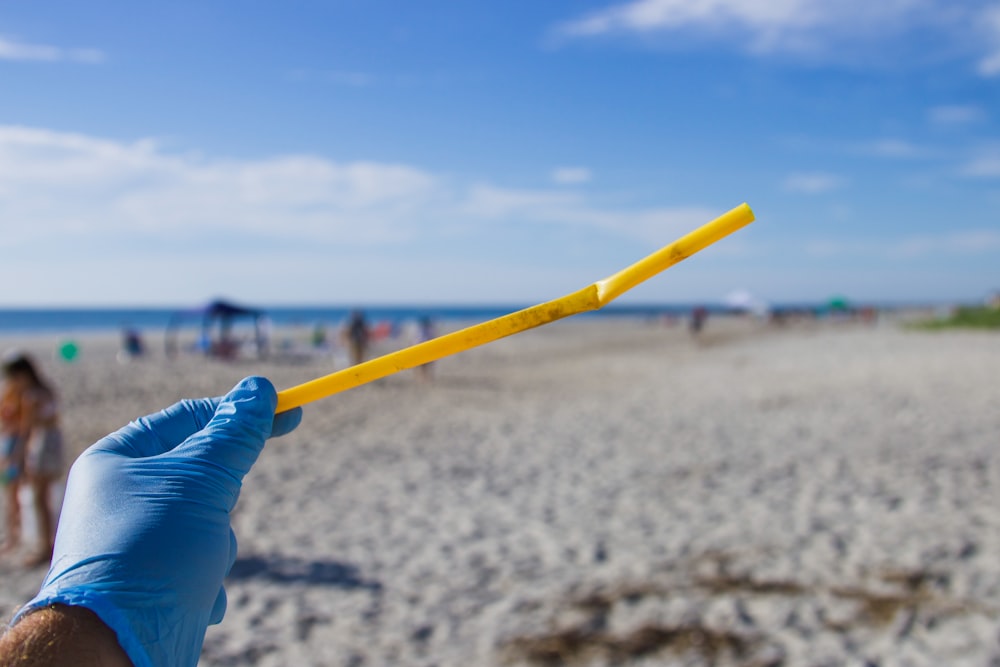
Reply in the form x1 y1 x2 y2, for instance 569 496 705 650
1 315 999 666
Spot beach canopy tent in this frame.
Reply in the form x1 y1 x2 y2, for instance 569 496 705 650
166 299 269 360
827 295 851 312
723 289 770 317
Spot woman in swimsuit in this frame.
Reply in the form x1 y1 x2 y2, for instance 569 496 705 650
2 353 65 566
0 373 25 552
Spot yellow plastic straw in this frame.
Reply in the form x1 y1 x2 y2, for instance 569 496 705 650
276 202 754 411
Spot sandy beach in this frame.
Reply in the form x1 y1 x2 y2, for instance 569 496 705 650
1 314 999 666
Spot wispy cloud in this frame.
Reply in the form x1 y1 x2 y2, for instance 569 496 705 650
854 139 929 159
961 157 1000 178
459 184 579 219
959 143 1000 178
927 105 986 126
782 172 844 194
804 231 1000 260
889 230 1000 258
554 0 997 74
0 35 104 64
556 0 934 47
551 166 593 185
287 69 375 86
457 184 720 246
977 5 1000 76
0 125 722 252
0 126 440 247
0 125 748 303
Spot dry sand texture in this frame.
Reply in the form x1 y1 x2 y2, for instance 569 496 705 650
1 316 999 666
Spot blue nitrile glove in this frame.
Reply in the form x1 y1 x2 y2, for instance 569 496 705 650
12 376 302 667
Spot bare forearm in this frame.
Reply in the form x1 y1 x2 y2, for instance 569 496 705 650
0 605 131 666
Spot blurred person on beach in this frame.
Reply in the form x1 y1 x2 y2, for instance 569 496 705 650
311 321 329 350
343 309 370 366
255 315 272 360
413 316 437 383
1 353 65 566
118 326 145 363
0 377 302 667
690 305 708 337
0 357 26 554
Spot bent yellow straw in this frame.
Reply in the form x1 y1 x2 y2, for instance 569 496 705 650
276 202 754 411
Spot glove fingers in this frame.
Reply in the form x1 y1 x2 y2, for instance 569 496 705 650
92 397 221 458
175 376 277 488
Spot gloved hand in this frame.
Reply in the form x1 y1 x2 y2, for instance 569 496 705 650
12 376 302 667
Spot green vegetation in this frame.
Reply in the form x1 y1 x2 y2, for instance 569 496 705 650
916 306 1000 330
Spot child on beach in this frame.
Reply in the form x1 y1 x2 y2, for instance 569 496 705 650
0 368 25 553
1 352 65 566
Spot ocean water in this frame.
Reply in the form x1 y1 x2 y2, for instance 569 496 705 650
0 303 706 337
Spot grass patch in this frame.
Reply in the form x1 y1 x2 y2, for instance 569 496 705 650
913 306 1000 330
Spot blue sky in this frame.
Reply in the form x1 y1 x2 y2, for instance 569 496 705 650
1 0 999 306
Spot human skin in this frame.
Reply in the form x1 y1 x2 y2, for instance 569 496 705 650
0 604 131 666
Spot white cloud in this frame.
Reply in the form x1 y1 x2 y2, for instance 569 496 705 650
460 184 580 219
561 0 817 39
0 125 442 247
963 157 1000 177
0 125 730 257
889 230 1000 258
782 172 843 194
0 35 105 63
558 0 933 49
855 139 928 159
551 166 593 185
616 206 729 247
977 5 1000 76
960 145 1000 177
977 52 1000 76
457 184 724 246
556 0 1000 74
803 231 1000 260
927 105 986 125
0 127 749 304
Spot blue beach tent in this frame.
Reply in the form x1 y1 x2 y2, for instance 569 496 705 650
165 299 269 360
